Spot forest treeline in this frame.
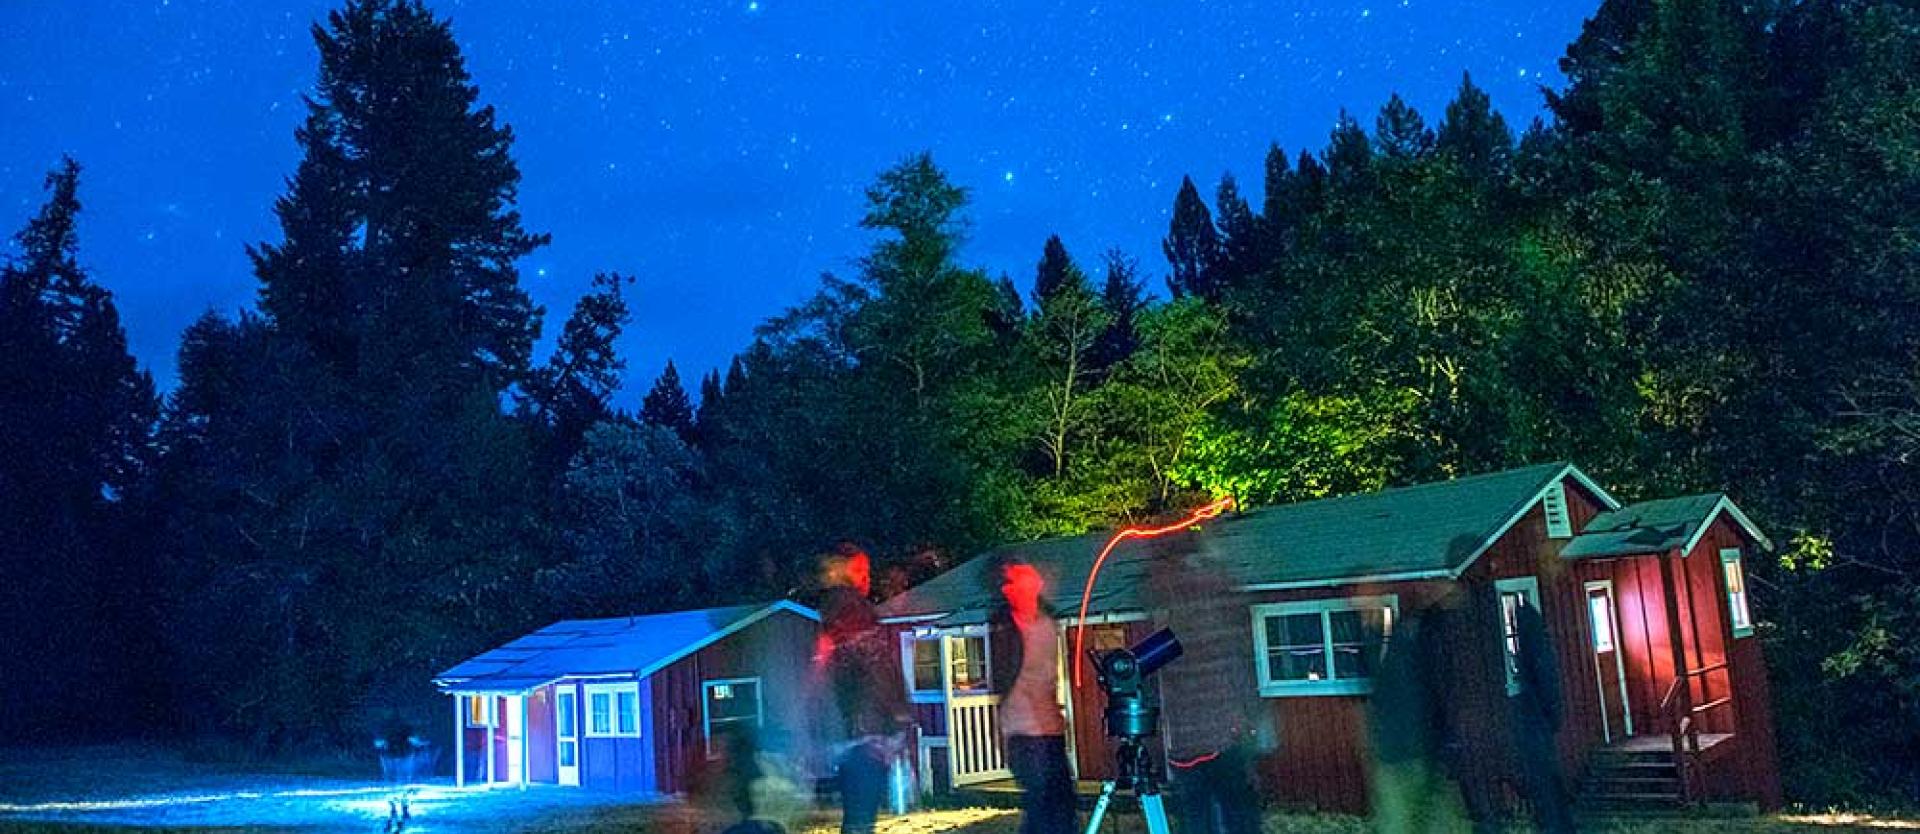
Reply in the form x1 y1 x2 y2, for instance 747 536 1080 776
0 0 1914 806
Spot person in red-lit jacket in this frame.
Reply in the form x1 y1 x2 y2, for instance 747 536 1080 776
987 552 1077 834
814 546 911 834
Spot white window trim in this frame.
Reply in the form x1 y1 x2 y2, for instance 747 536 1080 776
1251 595 1398 697
464 694 493 728
1721 548 1754 638
582 682 641 738
1496 576 1543 696
901 632 945 703
702 677 765 757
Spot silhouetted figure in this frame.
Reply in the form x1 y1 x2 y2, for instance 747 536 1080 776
1144 538 1266 834
1510 599 1574 833
988 552 1077 834
816 546 911 834
1367 606 1470 834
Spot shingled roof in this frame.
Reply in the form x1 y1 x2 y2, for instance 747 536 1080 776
1562 492 1771 560
879 462 1615 625
435 600 817 694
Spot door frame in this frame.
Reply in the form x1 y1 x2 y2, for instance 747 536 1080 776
1584 579 1634 742
555 686 580 786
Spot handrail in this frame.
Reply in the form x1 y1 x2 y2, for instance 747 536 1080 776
1660 660 1735 805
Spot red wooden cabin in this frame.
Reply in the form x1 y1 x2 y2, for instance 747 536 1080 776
434 600 818 795
876 463 1782 812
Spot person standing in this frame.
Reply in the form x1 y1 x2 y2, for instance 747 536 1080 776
988 552 1077 834
1510 598 1574 834
1143 536 1268 834
816 546 911 834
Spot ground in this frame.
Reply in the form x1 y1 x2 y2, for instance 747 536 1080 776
0 747 1910 833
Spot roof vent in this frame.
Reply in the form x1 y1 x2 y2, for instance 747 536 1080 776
1543 480 1573 539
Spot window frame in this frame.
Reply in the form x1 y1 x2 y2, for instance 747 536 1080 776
1250 595 1398 697
582 682 642 739
1496 576 1543 696
1721 548 1754 638
464 694 494 728
899 627 990 701
701 677 765 757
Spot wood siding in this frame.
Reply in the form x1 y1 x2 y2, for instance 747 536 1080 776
647 608 819 795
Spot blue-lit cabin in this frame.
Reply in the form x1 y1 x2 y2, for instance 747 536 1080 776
434 600 818 794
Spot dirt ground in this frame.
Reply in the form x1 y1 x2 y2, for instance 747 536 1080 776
0 746 1910 833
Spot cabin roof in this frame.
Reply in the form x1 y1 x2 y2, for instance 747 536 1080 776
1563 492 1770 559
435 600 817 694
879 462 1605 625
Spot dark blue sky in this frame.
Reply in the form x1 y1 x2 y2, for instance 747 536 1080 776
0 0 1594 399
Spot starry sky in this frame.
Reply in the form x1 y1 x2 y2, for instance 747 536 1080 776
0 0 1596 398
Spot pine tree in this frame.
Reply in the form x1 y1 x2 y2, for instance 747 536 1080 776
641 360 696 442
524 272 631 465
1374 94 1435 160
1324 111 1376 194
0 159 156 739
259 0 550 394
1214 173 1259 294
1092 249 1147 372
1163 176 1221 299
1032 235 1077 302
694 369 725 447
988 272 1026 341
1436 73 1513 182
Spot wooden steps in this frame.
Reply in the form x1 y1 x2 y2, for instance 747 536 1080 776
1579 745 1683 811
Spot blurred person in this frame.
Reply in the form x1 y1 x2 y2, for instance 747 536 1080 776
1142 534 1268 834
1510 597 1574 833
1367 601 1471 834
815 544 912 834
987 552 1077 834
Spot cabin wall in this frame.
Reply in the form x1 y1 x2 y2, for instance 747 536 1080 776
529 684 557 784
649 609 819 795
1461 478 1611 808
1688 517 1784 808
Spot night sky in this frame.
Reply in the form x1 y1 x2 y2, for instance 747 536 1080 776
0 0 1594 397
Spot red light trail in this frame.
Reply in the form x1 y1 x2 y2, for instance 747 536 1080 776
1071 496 1234 687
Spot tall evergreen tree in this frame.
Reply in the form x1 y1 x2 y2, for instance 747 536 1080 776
0 159 157 740
1032 235 1077 302
1024 236 1106 477
1436 73 1514 182
257 0 549 395
1092 249 1147 372
523 272 631 465
641 361 696 442
1214 173 1260 293
1374 94 1436 160
1162 176 1221 299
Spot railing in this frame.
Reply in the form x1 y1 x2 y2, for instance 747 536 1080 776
946 693 1010 786
1658 660 1734 803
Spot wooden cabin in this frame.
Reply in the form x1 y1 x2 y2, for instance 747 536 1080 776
876 462 1783 812
434 600 818 794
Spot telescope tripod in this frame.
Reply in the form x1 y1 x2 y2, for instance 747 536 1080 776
1083 738 1171 834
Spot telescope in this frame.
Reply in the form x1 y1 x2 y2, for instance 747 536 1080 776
1085 627 1181 834
1091 627 1182 740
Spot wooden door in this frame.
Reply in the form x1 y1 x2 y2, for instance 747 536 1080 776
1067 623 1131 780
1585 581 1633 742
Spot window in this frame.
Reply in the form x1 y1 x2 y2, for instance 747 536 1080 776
1587 593 1615 652
1251 596 1396 696
583 683 641 738
948 635 988 692
1542 481 1573 539
556 690 578 769
1496 576 1542 696
1722 549 1753 637
703 678 764 756
465 695 492 727
905 636 942 695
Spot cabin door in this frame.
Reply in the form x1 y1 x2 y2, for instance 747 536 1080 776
1067 623 1131 780
555 688 580 786
1585 580 1634 742
503 695 525 784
